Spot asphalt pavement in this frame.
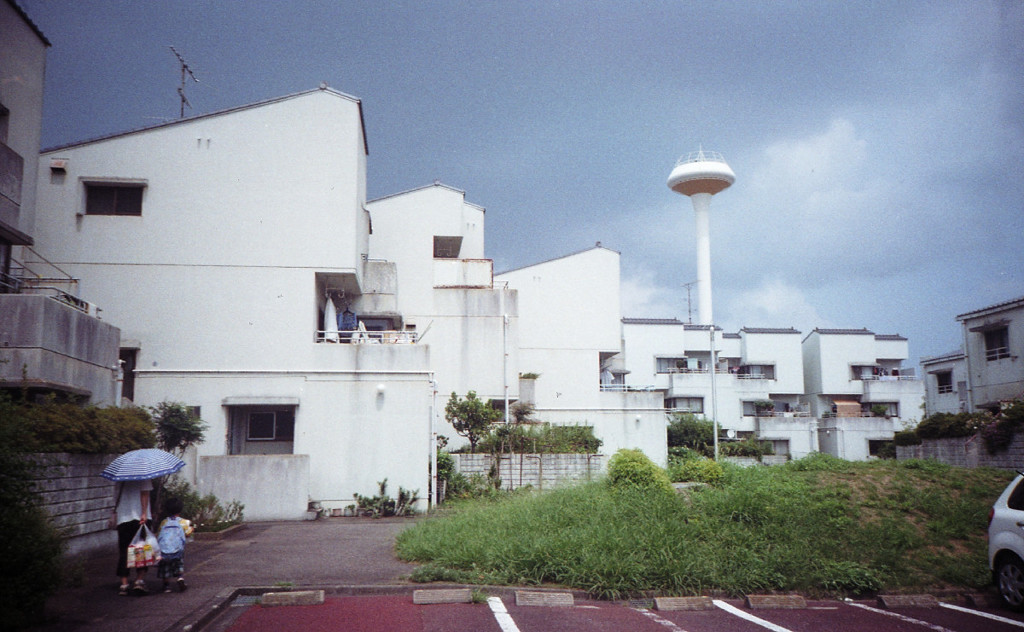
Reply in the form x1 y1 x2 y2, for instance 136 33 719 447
29 518 423 632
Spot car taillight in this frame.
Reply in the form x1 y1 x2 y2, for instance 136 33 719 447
989 507 996 527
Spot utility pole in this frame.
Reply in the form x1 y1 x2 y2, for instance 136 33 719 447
169 46 199 118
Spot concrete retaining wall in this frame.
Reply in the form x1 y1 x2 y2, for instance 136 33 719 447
198 454 310 521
27 453 118 557
897 434 1024 470
453 453 605 491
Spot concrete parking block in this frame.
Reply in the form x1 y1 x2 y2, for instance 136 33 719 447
877 594 938 608
515 590 574 607
745 594 807 609
260 590 325 607
654 596 714 611
413 588 473 604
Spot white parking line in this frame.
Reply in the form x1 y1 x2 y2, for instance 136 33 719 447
939 602 1024 628
712 600 794 632
632 608 690 631
488 596 522 632
847 601 956 631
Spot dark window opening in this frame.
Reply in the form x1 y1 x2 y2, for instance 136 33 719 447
119 349 138 402
985 327 1010 361
85 183 144 216
433 235 463 258
935 371 953 394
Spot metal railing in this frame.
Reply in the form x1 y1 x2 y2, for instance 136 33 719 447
675 149 727 165
4 247 91 314
315 330 418 345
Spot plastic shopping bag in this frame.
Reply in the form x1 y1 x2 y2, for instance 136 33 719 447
126 523 162 569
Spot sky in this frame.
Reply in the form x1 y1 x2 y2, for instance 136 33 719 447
18 0 1024 368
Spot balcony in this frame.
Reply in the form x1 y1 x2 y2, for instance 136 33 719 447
316 329 417 344
433 258 492 289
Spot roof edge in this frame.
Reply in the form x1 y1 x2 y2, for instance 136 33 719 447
41 86 366 154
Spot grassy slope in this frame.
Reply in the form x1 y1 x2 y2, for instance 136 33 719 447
396 455 1014 599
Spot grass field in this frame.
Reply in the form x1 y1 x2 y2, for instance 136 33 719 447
395 454 1014 599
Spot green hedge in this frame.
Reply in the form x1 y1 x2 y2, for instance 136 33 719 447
606 449 674 495
4 398 155 454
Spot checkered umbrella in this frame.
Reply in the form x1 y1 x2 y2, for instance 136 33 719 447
100 448 185 481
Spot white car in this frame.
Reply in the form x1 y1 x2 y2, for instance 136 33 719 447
989 473 1024 610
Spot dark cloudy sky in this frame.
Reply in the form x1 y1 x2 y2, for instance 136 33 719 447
19 0 1024 366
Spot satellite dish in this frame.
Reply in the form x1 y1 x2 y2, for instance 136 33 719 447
727 429 736 439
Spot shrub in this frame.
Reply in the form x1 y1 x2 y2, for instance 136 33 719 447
13 400 155 454
353 479 419 517
668 456 724 485
893 429 922 446
474 423 602 454
719 436 774 459
667 413 715 457
916 412 988 439
606 449 673 495
0 395 65 628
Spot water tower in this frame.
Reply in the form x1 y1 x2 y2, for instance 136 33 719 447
667 149 735 325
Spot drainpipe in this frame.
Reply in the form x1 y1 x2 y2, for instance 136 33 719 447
501 283 510 426
960 321 974 413
710 326 719 461
430 374 438 508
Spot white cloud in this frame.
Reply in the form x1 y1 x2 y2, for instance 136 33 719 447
720 279 831 333
619 268 683 320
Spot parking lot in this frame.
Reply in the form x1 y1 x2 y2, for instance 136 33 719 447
215 592 1024 632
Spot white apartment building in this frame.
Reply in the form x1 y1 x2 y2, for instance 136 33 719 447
31 88 666 519
955 296 1024 413
620 320 815 458
802 328 923 460
920 350 968 415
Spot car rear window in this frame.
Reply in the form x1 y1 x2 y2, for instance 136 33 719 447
1008 479 1024 510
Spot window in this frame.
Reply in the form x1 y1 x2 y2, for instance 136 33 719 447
85 183 144 215
985 327 1010 361
247 410 295 441
666 397 703 413
656 357 688 373
119 349 138 402
935 371 953 394
433 236 463 258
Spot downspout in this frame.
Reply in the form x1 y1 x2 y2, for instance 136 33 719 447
961 321 974 413
430 373 438 508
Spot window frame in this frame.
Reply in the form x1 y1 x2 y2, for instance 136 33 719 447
935 370 953 394
82 179 147 216
246 410 295 442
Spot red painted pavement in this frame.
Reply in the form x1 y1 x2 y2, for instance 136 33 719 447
226 595 500 632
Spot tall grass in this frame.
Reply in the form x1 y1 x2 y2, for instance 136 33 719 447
395 455 1013 599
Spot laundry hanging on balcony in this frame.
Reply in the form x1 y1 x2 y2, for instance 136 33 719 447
323 299 339 342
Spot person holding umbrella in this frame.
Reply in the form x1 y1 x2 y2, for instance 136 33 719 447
102 449 185 596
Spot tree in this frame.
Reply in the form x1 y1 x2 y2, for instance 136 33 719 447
150 402 208 457
444 391 500 453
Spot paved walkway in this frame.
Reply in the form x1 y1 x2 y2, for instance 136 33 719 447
29 518 420 632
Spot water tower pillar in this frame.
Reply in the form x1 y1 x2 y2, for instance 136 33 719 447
692 192 713 325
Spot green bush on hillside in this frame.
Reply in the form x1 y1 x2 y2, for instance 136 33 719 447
915 412 988 439
473 423 602 454
606 449 673 495
667 456 723 485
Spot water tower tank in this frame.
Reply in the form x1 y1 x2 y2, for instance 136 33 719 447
667 149 735 196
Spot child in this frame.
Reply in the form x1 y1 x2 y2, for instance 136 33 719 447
156 497 193 593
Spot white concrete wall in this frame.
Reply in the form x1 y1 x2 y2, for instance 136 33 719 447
740 331 804 395
817 417 895 461
961 300 1024 409
922 353 967 415
0 1 47 236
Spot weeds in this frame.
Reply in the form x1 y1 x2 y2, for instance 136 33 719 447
396 456 1013 599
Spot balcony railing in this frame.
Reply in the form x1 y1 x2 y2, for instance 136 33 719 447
316 330 418 345
600 384 658 392
4 247 93 315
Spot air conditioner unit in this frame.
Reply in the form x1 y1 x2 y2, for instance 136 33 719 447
84 302 102 318
50 158 68 172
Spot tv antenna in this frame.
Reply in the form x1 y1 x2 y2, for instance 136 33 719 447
169 46 199 118
682 281 698 324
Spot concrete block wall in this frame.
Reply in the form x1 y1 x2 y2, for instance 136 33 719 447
453 453 605 491
27 453 118 556
896 434 1024 470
